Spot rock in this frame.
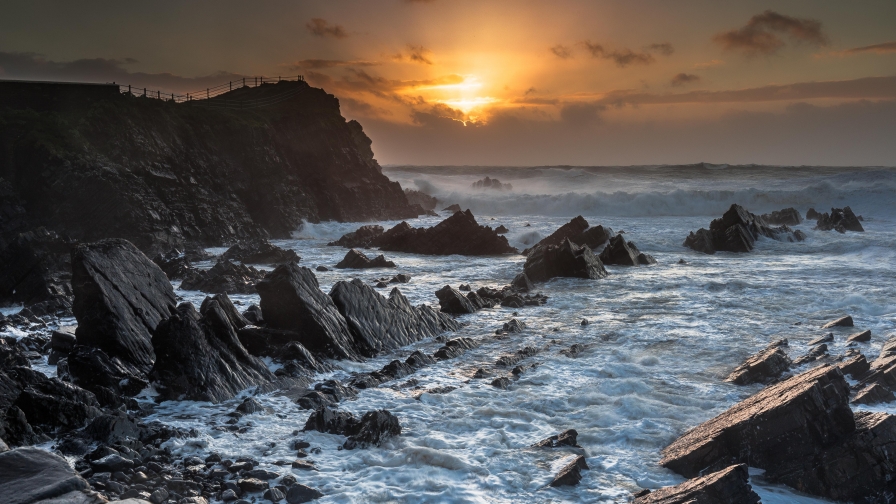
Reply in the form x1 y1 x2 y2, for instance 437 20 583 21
202 293 250 329
433 338 476 360
334 249 395 269
523 238 608 283
491 377 512 389
510 273 533 292
458 284 471 291
222 239 300 265
343 410 401 450
471 176 512 190
243 304 264 325
435 285 479 314
71 239 176 374
683 204 806 254
315 265 328 272
330 281 459 357
0 228 73 307
67 345 149 406
521 216 611 255
760 207 802 226
0 447 91 504
150 299 275 403
5 366 102 435
152 248 194 280
549 455 588 487
808 333 834 346
92 453 134 472
237 397 265 414
476 285 547 308
791 343 828 367
837 354 869 378
349 350 436 390
725 339 791 385
327 225 385 248
500 319 526 334
814 206 864 233
633 464 760 504
264 487 286 502
180 260 265 294
533 429 579 448
238 478 270 492
806 208 820 220
822 315 853 328
236 326 320 368
598 235 656 266
255 263 359 360
442 204 462 213
495 225 508 234
373 210 518 255
858 335 896 392
285 484 324 503
580 318 589 326
846 329 871 343
403 189 437 211
852 383 895 405
561 343 587 357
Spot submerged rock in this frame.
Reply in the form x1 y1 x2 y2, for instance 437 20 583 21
549 455 588 487
633 464 760 504
180 259 265 294
822 315 853 328
334 249 395 269
814 206 864 233
598 235 656 266
683 204 806 254
222 239 300 265
328 225 385 248
373 210 518 255
523 238 608 283
725 339 790 385
522 216 611 255
533 429 580 448
760 207 802 226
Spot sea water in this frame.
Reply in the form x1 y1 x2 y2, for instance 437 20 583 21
7 165 896 503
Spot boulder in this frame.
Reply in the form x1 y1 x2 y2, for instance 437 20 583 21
243 304 264 325
0 447 92 504
806 208 820 220
150 299 275 403
683 204 806 254
435 285 479 314
334 249 395 269
633 464 760 504
255 263 359 360
152 248 193 280
71 239 176 374
221 239 300 265
6 367 102 435
549 455 588 487
760 207 802 226
725 339 791 385
327 225 385 248
342 410 402 450
433 337 476 360
523 238 608 283
180 259 265 294
67 345 149 406
814 206 864 233
373 210 518 255
286 484 324 503
330 281 459 357
837 354 869 378
822 315 853 328
533 429 579 448
495 225 508 234
510 272 533 292
598 235 656 266
521 216 611 255
236 326 319 369
200 293 250 330
846 329 871 343
808 333 834 346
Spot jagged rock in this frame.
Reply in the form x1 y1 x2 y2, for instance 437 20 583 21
858 335 896 392
523 238 608 283
403 189 437 211
201 293 250 329
67 345 149 406
683 204 806 254
491 377 512 389
852 383 895 405
633 464 760 504
295 380 356 410
0 340 32 370
47 328 76 364
499 319 526 334
286 484 324 503
236 326 319 367
349 350 435 389
435 285 478 314
806 208 820 220
243 304 264 325
328 225 385 248
471 176 512 190
0 228 73 307
466 291 497 310
180 259 265 294
846 329 871 343
152 248 193 280
510 272 533 292
809 333 834 346
433 338 476 360
815 206 864 233
237 397 265 415
822 315 853 328
760 207 802 226
442 204 462 213
71 239 176 374
255 263 359 360
522 216 611 255
330 281 459 357
150 299 275 403
458 284 471 291
533 429 579 448
373 210 518 255
343 410 401 449
495 225 508 234
222 239 300 265
476 285 547 308
549 455 588 487
561 343 587 358
725 339 790 385
335 249 395 269
496 346 538 367
0 447 93 504
5 367 102 435
792 343 828 366
837 354 869 377
598 235 656 266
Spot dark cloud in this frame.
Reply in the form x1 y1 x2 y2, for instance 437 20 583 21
647 43 675 56
671 73 701 86
714 10 828 56
559 102 605 126
841 41 896 55
550 45 573 59
524 87 537 95
407 45 433 65
580 40 658 67
306 18 348 39
288 59 379 69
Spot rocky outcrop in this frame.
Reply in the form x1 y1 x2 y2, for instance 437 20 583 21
846 329 871 342
372 210 518 255
435 285 479 315
221 239 299 265
3 367 102 440
633 464 760 504
67 346 149 407
179 260 265 294
403 189 438 211
598 235 656 266
71 239 176 374
471 176 512 190
442 204 462 213
327 225 384 248
814 206 864 233
0 447 94 504
150 298 275 403
522 216 611 255
255 263 359 360
334 249 395 269
760 207 802 226
549 455 588 487
683 204 806 254
725 339 791 385
303 407 401 449
852 383 895 405
523 238 608 283
533 429 579 448
822 315 853 328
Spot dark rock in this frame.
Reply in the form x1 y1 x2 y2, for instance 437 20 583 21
533 429 579 448
458 284 471 291
822 315 853 328
256 263 358 360
837 354 870 378
83 411 144 445
303 406 357 434
434 338 476 360
791 343 828 367
435 285 478 314
476 285 547 308
0 228 73 307
809 333 834 346
236 326 319 369
852 383 895 405
150 300 275 403
858 336 896 392
152 248 194 280
471 176 512 190
510 273 533 292
580 319 589 326
239 478 270 492
6 366 102 434
522 216 611 255
760 207 802 226
286 484 324 503
598 235 655 266
201 293 250 329
223 239 300 265
633 464 760 504
264 487 286 502
315 265 328 272
495 225 508 234
291 459 316 470
815 206 864 233
243 304 264 325
67 345 149 405
442 204 462 213
500 319 526 334
491 377 511 389
343 410 401 449
549 455 588 487
50 328 76 354
71 238 176 374
334 249 395 269
328 225 385 248
846 329 871 343
330 280 459 357
180 259 265 294
524 238 608 283
806 208 820 220
496 346 538 367
465 291 497 310
91 453 134 472
561 343 586 357
373 210 518 255
683 204 806 254
237 397 265 414
0 447 91 504
403 189 437 211
0 340 31 370
725 339 790 385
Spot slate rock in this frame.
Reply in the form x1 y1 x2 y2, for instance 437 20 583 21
286 484 324 503
846 329 871 343
334 249 395 269
822 315 853 328
67 345 148 406
683 204 806 254
725 339 791 385
327 225 384 248
814 206 864 233
373 210 518 255
222 239 300 265
633 464 760 504
522 216 611 255
435 285 479 314
343 410 402 449
549 455 588 487
533 429 579 448
760 207 802 226
852 383 896 405
180 260 265 295
0 447 91 504
523 238 608 283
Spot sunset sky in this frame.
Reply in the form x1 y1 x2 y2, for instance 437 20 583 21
2 0 895 166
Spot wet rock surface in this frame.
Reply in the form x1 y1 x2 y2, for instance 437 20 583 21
180 260 266 295
435 285 479 315
523 238 608 283
304 407 401 449
814 206 864 233
725 339 791 385
521 216 611 255
0 447 93 504
760 207 802 226
221 239 300 265
327 225 384 248
598 235 656 266
334 249 395 269
683 204 806 254
549 455 588 487
633 464 760 504
371 210 518 255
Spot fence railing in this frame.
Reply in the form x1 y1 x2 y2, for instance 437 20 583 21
119 75 307 108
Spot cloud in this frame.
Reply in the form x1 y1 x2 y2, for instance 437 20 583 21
559 102 605 125
580 40 659 67
407 45 433 65
288 59 379 69
306 18 348 39
714 10 828 56
550 45 573 59
693 59 725 69
671 73 701 86
647 43 675 56
838 41 896 56
524 87 537 95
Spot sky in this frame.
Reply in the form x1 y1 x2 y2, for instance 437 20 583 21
1 0 895 166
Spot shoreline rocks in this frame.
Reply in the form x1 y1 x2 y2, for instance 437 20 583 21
180 259 266 294
814 206 864 233
725 339 790 385
523 238 608 282
760 207 802 226
221 239 300 265
683 204 806 254
521 216 611 256
634 464 760 504
334 249 395 269
598 235 656 266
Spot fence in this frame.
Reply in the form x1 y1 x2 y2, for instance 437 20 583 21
119 75 307 109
